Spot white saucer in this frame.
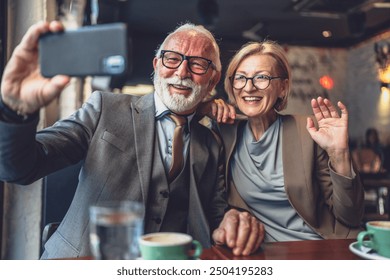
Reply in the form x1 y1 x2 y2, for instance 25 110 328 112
349 241 390 260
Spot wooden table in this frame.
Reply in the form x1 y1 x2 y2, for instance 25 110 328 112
200 239 361 260
59 239 360 260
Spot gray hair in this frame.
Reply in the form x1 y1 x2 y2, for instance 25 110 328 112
155 23 222 72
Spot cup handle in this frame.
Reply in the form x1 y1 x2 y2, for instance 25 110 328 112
357 230 373 249
189 240 203 259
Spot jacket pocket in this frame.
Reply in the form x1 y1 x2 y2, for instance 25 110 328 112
42 230 80 259
101 130 126 152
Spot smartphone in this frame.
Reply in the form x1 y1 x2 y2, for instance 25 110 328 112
39 23 128 77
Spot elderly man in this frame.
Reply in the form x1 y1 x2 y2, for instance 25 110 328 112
0 21 263 259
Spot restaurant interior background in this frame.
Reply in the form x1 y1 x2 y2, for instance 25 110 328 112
0 0 389 259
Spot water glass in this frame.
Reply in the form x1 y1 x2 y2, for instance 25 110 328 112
89 200 144 260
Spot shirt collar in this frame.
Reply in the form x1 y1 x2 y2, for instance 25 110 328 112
154 92 195 124
154 92 169 118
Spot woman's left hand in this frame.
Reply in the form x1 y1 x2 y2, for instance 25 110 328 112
306 97 351 176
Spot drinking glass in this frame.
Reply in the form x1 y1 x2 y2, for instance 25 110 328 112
89 200 144 260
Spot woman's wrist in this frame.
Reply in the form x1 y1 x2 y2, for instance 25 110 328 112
328 149 352 177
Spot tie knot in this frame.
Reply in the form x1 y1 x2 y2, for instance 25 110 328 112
168 114 187 127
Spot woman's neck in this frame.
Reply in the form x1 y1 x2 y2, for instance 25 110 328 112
247 111 278 141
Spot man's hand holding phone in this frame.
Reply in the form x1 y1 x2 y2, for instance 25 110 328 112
39 22 127 78
1 21 70 116
1 21 128 117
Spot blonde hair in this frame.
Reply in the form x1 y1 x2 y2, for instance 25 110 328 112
224 40 291 110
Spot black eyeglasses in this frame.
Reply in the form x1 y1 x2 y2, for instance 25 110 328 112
231 74 286 90
160 50 214 75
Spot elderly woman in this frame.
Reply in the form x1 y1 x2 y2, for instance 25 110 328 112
213 41 364 242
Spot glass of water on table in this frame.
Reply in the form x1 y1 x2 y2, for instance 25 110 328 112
89 200 144 260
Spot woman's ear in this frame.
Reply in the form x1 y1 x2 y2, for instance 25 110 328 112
279 79 288 97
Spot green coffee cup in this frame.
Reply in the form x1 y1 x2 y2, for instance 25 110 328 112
139 232 202 260
357 221 390 258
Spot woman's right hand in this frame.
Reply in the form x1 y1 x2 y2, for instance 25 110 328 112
0 21 70 116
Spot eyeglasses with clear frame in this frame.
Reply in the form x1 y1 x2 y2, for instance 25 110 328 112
160 50 215 75
230 74 286 90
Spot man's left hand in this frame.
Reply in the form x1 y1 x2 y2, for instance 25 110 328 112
212 209 264 256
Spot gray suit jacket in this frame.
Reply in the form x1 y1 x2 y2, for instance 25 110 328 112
219 114 364 240
0 92 227 259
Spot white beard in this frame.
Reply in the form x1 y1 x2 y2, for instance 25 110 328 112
153 71 207 113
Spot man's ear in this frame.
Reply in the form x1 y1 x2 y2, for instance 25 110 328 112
153 57 158 71
208 71 222 92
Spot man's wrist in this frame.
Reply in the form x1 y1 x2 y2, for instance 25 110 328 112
0 95 39 123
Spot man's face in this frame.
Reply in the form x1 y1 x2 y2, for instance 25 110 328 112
153 32 220 115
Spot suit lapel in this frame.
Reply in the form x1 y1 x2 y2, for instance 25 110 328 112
132 94 156 206
283 115 302 191
282 115 312 220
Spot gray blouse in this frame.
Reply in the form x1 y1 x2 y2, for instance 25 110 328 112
230 116 321 242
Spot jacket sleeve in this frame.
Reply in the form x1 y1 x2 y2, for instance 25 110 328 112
329 162 365 227
0 91 103 184
315 142 365 227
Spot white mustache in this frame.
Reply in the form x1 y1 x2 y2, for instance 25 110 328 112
163 77 196 89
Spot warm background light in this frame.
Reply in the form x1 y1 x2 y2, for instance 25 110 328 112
378 65 390 83
319 75 334 90
378 86 390 119
322 30 332 38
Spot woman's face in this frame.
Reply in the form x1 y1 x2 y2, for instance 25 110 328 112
232 54 286 119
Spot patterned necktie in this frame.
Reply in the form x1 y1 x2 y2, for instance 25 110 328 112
168 113 187 182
